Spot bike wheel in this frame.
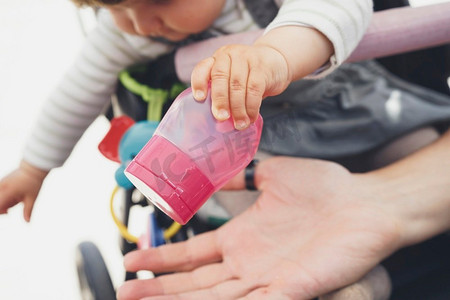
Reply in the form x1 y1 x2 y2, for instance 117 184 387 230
76 241 116 300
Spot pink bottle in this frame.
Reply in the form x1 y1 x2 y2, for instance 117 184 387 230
125 87 263 225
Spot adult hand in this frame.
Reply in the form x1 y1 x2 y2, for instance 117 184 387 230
117 156 404 299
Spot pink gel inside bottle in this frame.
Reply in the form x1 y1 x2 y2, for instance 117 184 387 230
125 87 263 224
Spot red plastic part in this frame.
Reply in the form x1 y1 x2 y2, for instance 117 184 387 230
98 116 135 163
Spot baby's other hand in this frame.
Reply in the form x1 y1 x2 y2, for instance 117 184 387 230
191 44 290 130
0 161 48 222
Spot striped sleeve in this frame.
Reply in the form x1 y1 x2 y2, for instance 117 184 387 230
22 10 173 170
265 0 373 77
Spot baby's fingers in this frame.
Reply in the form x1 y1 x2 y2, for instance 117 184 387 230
0 184 21 214
23 196 36 222
210 51 232 121
245 69 265 123
229 55 250 130
0 199 18 214
191 57 214 102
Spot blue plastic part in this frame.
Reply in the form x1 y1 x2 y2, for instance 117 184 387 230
149 212 166 247
116 121 159 188
115 166 134 189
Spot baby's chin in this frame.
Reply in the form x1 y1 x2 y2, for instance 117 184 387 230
159 31 191 42
124 29 190 42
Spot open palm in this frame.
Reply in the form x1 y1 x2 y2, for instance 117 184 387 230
118 157 402 300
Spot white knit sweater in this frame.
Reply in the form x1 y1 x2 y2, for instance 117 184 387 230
23 0 373 170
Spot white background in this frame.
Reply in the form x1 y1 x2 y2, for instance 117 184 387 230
0 1 124 300
0 0 448 299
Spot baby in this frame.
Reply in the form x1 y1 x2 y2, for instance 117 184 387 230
0 0 373 221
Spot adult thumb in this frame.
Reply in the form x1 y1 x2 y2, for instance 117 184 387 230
221 169 245 190
221 159 263 191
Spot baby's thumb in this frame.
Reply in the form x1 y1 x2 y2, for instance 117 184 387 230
23 197 36 222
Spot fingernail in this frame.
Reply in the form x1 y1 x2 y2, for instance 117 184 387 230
194 90 205 100
217 109 230 120
235 120 248 130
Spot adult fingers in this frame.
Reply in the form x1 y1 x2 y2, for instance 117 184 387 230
221 153 276 191
124 231 221 273
221 169 245 190
237 287 290 300
140 279 258 300
118 263 234 300
191 57 214 102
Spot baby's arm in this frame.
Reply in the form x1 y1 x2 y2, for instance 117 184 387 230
22 10 169 171
191 0 373 130
0 9 173 221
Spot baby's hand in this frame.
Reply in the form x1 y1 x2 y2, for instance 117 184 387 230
0 161 48 222
191 44 290 130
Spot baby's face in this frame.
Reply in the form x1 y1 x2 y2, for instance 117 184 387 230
107 0 226 41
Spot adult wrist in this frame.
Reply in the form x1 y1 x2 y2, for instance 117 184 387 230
350 172 406 254
390 175 450 248
358 171 415 250
365 154 450 249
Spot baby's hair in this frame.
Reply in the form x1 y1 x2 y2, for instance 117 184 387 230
70 0 124 7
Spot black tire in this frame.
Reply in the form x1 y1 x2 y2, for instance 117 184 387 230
76 241 116 300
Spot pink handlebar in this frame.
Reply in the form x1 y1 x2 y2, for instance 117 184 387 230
175 2 450 83
348 2 450 62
